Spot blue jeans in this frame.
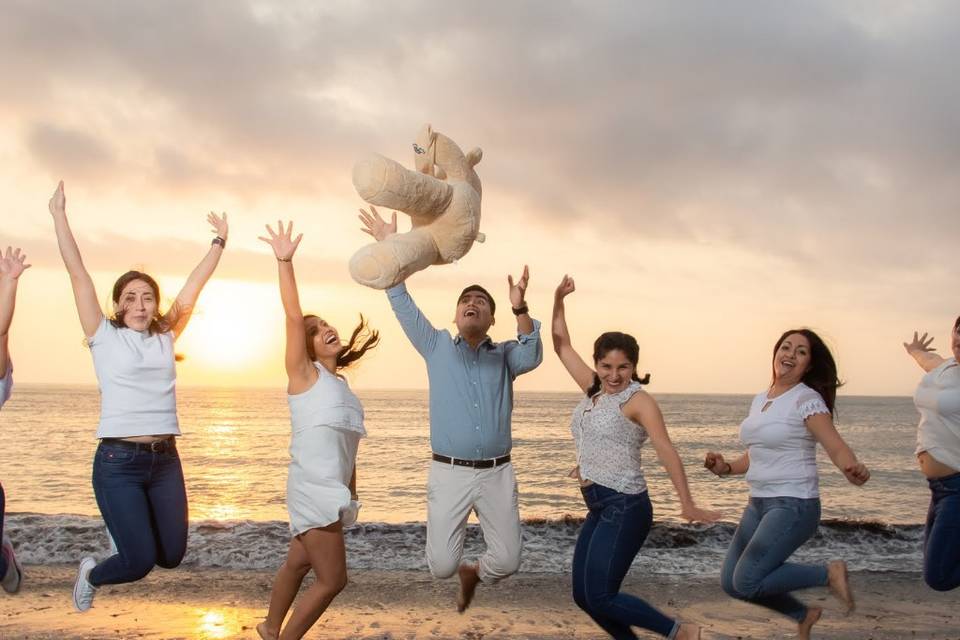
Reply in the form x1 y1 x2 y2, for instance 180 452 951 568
924 472 960 591
572 484 678 639
89 440 188 587
721 496 828 622
0 481 7 577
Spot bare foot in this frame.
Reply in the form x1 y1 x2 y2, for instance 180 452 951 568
828 559 855 613
675 622 701 639
798 607 822 640
256 622 278 640
457 563 481 613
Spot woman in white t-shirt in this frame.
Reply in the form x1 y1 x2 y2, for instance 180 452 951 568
256 221 379 640
47 182 228 613
704 328 869 640
0 246 29 596
903 318 960 591
552 275 718 640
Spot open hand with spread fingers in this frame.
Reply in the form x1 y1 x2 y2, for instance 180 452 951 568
0 246 31 280
903 331 936 355
358 205 397 242
208 211 229 242
258 220 303 261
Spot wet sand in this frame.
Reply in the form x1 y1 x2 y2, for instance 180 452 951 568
1 566 958 639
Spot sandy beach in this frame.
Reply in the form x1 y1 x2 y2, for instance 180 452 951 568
1 567 957 639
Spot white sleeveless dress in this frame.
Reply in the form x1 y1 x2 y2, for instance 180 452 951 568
287 363 365 535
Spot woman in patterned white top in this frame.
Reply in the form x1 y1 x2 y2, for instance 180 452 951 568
552 275 718 640
705 328 870 640
902 318 960 591
256 221 379 640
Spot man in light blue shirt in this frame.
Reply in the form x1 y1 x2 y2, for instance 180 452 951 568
364 202 543 611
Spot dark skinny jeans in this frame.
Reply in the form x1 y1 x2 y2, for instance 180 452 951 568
89 439 188 586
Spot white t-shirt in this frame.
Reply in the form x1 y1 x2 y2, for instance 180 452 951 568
914 358 960 472
88 317 180 438
0 358 11 409
739 382 830 499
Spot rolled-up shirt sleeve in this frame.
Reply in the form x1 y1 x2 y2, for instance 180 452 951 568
505 318 543 377
387 283 439 358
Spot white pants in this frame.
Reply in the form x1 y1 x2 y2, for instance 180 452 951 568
426 460 522 584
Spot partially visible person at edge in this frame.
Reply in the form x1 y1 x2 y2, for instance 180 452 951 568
256 221 379 640
48 181 228 613
705 328 870 640
358 205 543 612
0 245 30 596
903 320 960 591
552 274 718 640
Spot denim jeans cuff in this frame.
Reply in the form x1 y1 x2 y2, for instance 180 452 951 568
666 621 680 639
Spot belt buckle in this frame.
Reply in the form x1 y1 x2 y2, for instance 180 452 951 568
149 440 165 453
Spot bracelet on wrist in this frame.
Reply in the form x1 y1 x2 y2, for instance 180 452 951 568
211 236 226 249
277 257 292 263
511 304 529 316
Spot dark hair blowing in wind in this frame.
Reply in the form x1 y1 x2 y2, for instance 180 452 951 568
585 331 651 397
304 314 380 370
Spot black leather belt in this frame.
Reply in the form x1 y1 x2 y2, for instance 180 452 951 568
432 453 511 469
100 437 176 453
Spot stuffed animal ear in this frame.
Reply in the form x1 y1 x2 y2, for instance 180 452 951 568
466 147 483 167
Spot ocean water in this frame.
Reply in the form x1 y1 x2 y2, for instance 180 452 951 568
0 386 931 575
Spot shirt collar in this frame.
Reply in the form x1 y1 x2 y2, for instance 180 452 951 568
454 334 494 349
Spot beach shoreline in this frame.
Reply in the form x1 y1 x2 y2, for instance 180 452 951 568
1 566 957 639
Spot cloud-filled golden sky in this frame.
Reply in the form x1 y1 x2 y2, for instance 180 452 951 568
1 1 958 395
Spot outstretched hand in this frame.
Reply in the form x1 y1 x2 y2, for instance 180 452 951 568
680 504 722 524
208 211 229 241
508 265 530 308
555 274 575 301
903 331 936 355
258 220 303 260
48 180 66 217
0 246 31 280
358 205 397 242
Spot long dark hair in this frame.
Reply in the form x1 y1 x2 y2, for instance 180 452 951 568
585 331 651 397
304 314 380 370
109 270 172 335
771 328 843 415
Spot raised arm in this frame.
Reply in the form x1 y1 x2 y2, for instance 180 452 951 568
903 331 946 373
0 246 31 377
48 181 102 337
360 206 440 355
805 413 870 486
164 211 228 338
550 275 594 392
258 221 316 394
625 393 720 523
504 264 543 376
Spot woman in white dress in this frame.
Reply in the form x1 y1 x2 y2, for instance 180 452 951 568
257 221 379 640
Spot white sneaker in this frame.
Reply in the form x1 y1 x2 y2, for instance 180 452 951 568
1 535 22 594
72 557 97 612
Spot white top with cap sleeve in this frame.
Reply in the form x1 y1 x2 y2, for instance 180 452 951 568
739 382 830 499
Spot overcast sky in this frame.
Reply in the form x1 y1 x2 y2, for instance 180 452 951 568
1 1 957 395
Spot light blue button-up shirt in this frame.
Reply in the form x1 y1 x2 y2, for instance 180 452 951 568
387 283 543 460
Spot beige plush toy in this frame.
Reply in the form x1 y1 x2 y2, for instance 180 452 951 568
349 124 484 289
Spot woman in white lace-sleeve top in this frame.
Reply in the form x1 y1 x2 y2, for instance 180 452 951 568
705 329 870 640
552 275 719 640
902 318 960 592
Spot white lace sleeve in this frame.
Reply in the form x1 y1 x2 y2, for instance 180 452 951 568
796 391 830 420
